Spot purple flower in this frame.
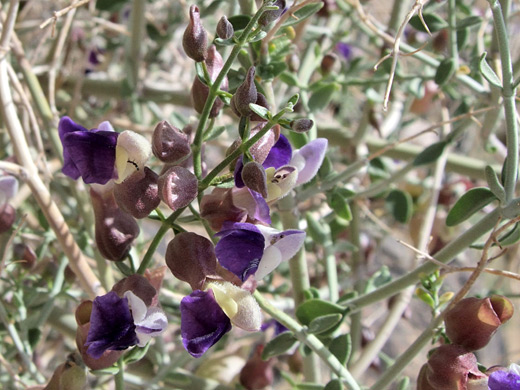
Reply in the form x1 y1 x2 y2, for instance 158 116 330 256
335 42 353 61
85 291 167 359
489 364 520 390
180 289 232 358
215 222 306 281
59 117 119 184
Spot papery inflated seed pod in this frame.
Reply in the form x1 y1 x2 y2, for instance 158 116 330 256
216 16 234 40
191 46 228 118
165 232 217 290
258 0 286 26
158 166 198 211
230 67 257 117
113 167 160 219
152 121 191 164
90 187 139 261
183 5 208 62
241 161 268 198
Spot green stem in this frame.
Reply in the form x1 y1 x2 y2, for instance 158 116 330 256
127 0 146 90
115 357 125 390
487 0 518 202
254 291 361 390
447 0 459 68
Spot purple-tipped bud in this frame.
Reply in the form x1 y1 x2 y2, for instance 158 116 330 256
242 161 268 198
191 46 228 118
239 345 274 390
418 345 486 390
320 53 338 75
0 203 15 234
165 232 217 290
75 300 123 370
445 296 514 351
183 5 208 62
250 92 270 122
259 0 286 26
231 67 257 117
111 274 156 306
158 166 198 211
290 118 314 133
216 16 234 40
152 121 191 163
90 187 140 261
113 167 160 219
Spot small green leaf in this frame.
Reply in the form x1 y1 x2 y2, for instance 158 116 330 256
446 187 497 226
91 366 120 376
282 3 324 27
329 333 351 365
457 28 469 50
434 58 456 85
386 189 413 223
296 299 345 326
305 213 328 244
249 30 267 42
415 288 435 309
257 61 288 80
96 0 128 11
227 14 251 30
364 265 391 293
279 72 300 87
479 52 502 89
337 291 358 305
397 376 411 390
456 16 482 29
308 83 339 113
498 223 520 247
413 141 448 166
214 37 235 46
324 379 342 390
288 93 300 106
294 383 324 390
484 165 505 203
249 103 270 120
329 191 352 221
307 313 343 334
203 125 227 142
409 13 448 33
124 344 150 364
262 332 298 359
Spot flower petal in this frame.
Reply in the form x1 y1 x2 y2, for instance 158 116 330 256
262 134 292 169
180 290 232 358
267 229 306 262
0 176 18 205
489 370 520 390
115 131 151 183
254 245 282 280
290 138 328 185
124 291 147 323
85 292 138 359
135 307 168 347
215 223 265 281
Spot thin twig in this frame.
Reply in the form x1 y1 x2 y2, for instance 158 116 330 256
39 0 90 31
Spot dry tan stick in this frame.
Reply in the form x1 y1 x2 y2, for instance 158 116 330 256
39 0 90 31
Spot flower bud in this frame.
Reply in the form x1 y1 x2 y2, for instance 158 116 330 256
242 161 268 198
75 300 123 370
113 167 160 219
157 166 198 211
166 232 217 290
191 46 228 118
320 53 338 75
152 121 191 163
239 345 274 390
418 344 486 390
44 353 87 390
183 5 208 62
290 118 314 133
259 0 286 26
90 187 139 261
0 203 15 234
444 295 514 351
249 123 277 164
231 67 257 117
111 274 156 306
216 16 234 40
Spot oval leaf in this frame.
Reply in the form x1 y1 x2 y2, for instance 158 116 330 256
282 3 324 27
456 16 482 30
386 189 413 223
227 14 251 31
308 83 339 113
409 13 448 33
413 141 448 166
479 52 502 89
329 333 351 366
296 299 345 326
434 58 456 86
446 187 497 226
307 313 343 334
484 165 505 203
262 332 298 359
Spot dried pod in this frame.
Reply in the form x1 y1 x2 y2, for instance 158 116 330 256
230 67 257 117
158 166 198 211
216 16 234 40
152 121 191 163
240 345 274 390
290 118 314 133
445 296 514 351
0 203 15 234
90 187 139 261
183 5 208 62
112 274 156 306
191 46 228 118
259 0 286 26
241 161 268 198
165 232 217 290
113 167 160 219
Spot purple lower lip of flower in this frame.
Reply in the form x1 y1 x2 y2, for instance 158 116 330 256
85 291 138 359
489 370 520 390
215 222 265 281
59 116 119 184
136 325 163 334
180 289 232 358
336 42 353 61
